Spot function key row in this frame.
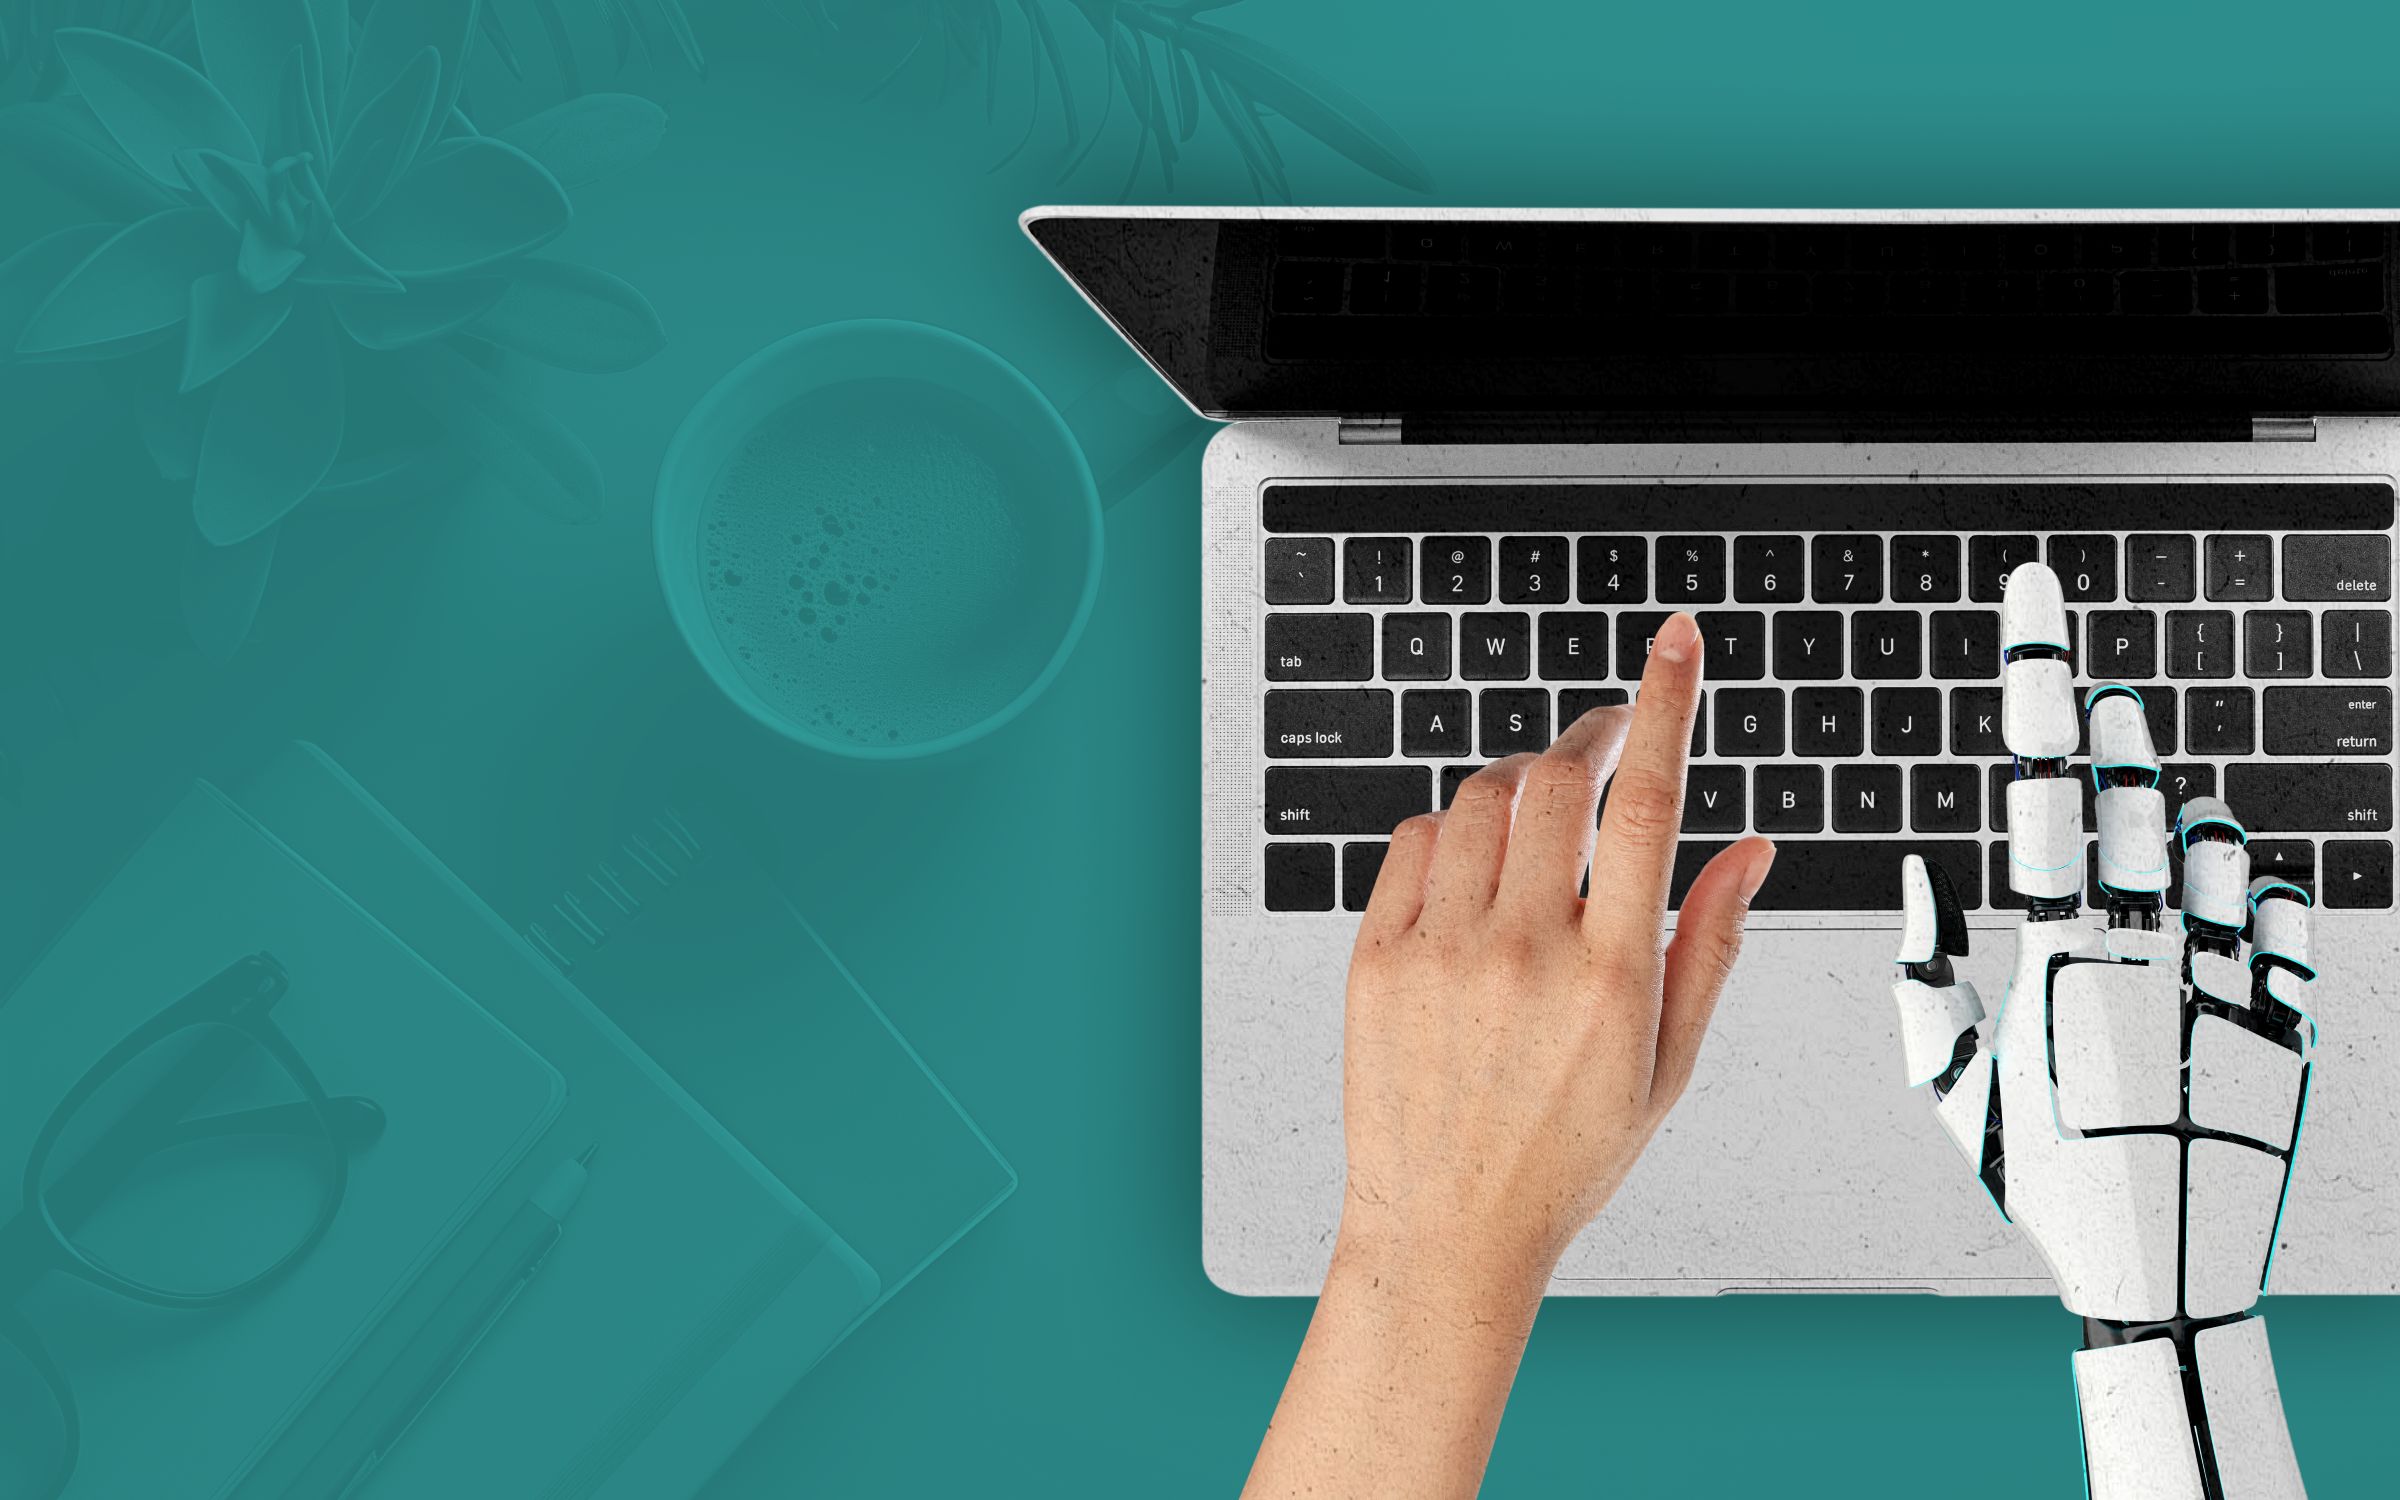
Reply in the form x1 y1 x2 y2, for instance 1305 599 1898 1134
1263 532 2394 607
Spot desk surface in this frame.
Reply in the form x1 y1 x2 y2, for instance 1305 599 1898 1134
1 2 2394 1494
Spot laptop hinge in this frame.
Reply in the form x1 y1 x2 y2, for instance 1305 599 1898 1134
1382 412 2268 445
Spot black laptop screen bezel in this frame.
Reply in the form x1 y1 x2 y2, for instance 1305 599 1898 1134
1023 211 2400 422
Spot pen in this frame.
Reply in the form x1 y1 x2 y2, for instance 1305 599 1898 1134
300 1146 595 1500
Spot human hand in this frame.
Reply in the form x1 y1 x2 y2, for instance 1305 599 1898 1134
1888 560 2315 1498
1335 609 1778 1297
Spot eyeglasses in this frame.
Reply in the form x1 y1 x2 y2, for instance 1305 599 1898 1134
0 954 384 1500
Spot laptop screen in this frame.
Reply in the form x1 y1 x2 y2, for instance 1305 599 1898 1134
1024 211 2400 422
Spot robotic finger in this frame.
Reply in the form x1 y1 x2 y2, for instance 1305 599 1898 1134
1999 562 2083 910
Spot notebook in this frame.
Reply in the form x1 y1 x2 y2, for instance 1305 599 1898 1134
224 745 890 1500
0 782 565 1500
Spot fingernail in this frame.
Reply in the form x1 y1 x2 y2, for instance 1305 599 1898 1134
1738 842 1777 903
1653 611 1701 664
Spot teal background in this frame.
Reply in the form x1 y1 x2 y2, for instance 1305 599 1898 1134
6 0 2398 1494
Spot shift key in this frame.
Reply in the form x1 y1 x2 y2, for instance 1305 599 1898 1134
2282 534 2391 601
1265 767 1428 834
2224 763 2392 833
2262 686 2392 756
1265 689 1393 757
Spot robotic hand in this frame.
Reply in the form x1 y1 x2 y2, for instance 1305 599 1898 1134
1890 561 2316 1500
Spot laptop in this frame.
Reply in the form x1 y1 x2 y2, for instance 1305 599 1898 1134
1023 209 2398 1297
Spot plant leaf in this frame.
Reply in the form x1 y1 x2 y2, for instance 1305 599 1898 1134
343 0 478 140
0 222 114 354
17 207 230 356
331 45 439 216
407 340 602 522
656 0 705 73
182 270 293 390
496 93 665 189
466 259 663 372
532 0 584 97
192 306 344 544
177 146 271 230
309 0 350 98
181 520 279 660
0 100 179 220
347 137 571 280
1172 46 1199 142
1169 19 1432 193
51 27 258 187
192 0 319 151
330 276 506 349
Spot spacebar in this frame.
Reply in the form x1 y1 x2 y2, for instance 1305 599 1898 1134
1667 839 1982 912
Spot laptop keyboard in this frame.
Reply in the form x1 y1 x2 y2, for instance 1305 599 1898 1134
1255 483 2396 916
1264 222 2393 360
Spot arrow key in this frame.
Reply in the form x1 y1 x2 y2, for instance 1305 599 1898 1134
2324 839 2393 909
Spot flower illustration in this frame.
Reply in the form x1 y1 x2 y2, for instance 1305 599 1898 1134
0 0 667 653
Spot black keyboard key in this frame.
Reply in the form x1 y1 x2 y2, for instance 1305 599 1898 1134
1393 227 1467 261
2126 535 2198 602
2160 762 2215 821
1951 687 2005 756
1851 611 1923 680
1892 535 1962 603
2087 610 2158 680
2278 262 2386 315
2122 270 2193 314
1772 611 1845 680
1715 689 1786 757
1266 766 1429 835
1656 536 1727 604
1577 536 1647 603
2184 687 2255 755
1988 842 2027 911
1676 838 1980 912
1695 611 1767 682
1753 765 1823 833
1733 535 1805 603
1872 687 1944 757
1615 611 1671 681
2323 610 2394 678
1910 765 1981 833
1538 613 1610 680
1423 536 1492 604
1498 535 1569 603
2225 763 2391 833
1401 689 1472 757
1350 262 1423 314
2204 534 2273 602
2197 268 2269 313
1480 689 1550 756
2323 839 2393 909
2121 685 2178 755
1344 537 1412 603
2166 610 2236 679
1439 765 1483 808
1382 612 1453 680
1929 609 2000 680
1264 537 1335 604
2282 533 2391 602
1271 262 1344 315
2245 842 2316 898
1425 264 1500 316
1833 765 1903 833
2046 534 2117 602
1266 689 1394 758
1559 688 1630 726
1810 535 1883 604
1342 842 1389 912
2261 685 2391 757
1685 766 1745 833
1264 843 1335 910
1969 535 2039 602
1793 687 1864 757
1265 614 1373 681
2244 611 2312 678
1460 612 1532 680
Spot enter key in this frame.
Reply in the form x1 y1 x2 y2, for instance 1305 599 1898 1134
2262 685 2393 756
